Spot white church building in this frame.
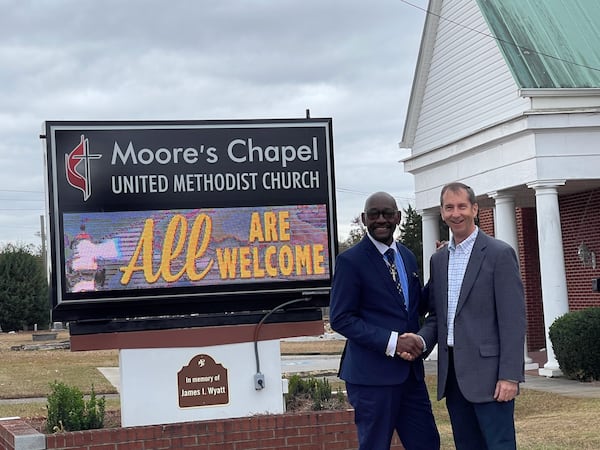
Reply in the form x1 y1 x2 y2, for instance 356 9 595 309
401 0 600 376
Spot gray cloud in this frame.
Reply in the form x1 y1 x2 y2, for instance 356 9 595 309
0 0 426 247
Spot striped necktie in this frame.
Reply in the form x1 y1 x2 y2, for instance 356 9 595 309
385 248 405 301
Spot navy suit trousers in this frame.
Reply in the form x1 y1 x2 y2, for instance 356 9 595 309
346 369 440 450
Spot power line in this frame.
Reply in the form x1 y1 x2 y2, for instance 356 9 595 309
336 187 371 196
399 0 600 73
0 189 44 194
337 187 415 201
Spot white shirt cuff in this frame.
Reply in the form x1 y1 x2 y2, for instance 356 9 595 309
386 331 398 356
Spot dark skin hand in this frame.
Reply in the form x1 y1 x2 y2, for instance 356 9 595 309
395 333 424 361
398 334 519 400
396 238 446 361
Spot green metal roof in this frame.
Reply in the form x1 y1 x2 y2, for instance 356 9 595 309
476 0 600 88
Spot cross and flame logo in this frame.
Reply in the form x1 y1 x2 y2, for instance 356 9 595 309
65 135 102 201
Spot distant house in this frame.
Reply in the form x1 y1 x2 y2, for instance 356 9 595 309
401 0 600 376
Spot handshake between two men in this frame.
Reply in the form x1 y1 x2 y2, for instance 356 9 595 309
395 333 424 361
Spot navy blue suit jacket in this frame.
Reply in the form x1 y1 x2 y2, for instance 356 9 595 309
330 236 426 385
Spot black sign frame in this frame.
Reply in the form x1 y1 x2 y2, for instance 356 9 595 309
44 118 337 322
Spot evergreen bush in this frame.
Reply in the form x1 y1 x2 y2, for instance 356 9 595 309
46 381 106 433
0 243 49 331
549 307 600 381
286 375 347 411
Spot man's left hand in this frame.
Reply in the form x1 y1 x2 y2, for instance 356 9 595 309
494 380 518 402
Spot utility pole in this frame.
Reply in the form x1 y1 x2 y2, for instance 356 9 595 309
40 214 52 328
39 214 47 278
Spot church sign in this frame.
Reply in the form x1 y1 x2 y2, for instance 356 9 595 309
43 119 337 322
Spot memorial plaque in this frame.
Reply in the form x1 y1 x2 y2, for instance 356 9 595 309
177 354 229 407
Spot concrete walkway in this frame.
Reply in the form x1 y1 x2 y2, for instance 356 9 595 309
522 372 600 398
519 350 600 398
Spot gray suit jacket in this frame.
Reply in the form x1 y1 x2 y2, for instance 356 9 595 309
419 230 526 403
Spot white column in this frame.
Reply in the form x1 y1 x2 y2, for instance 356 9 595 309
421 208 440 282
420 208 440 361
527 180 569 377
488 191 537 370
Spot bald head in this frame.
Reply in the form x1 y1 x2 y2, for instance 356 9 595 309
364 191 398 211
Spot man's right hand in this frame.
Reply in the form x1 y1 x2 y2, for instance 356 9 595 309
436 240 448 250
395 333 424 360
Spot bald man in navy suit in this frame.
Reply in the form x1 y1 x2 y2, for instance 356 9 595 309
330 191 439 450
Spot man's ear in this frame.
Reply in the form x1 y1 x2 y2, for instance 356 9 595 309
361 212 367 226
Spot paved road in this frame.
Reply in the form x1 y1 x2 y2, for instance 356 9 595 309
281 354 341 375
282 355 600 399
2 344 600 404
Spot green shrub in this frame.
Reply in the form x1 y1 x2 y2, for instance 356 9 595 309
46 381 106 433
286 375 347 411
549 307 600 381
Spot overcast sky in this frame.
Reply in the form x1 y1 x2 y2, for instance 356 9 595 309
0 0 427 250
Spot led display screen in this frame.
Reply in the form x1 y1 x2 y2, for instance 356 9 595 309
44 119 337 321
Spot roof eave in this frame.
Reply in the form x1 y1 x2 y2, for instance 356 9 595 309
519 88 600 97
399 0 442 150
520 88 600 110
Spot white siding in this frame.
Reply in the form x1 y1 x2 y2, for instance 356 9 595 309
412 0 530 153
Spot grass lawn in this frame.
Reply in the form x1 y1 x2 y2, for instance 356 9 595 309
426 376 600 449
1 331 599 449
0 331 117 399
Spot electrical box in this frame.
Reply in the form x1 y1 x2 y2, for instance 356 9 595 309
254 373 265 390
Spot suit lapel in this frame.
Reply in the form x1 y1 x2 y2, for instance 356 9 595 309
437 249 450 319
363 238 391 283
363 238 407 312
396 243 418 314
456 232 487 315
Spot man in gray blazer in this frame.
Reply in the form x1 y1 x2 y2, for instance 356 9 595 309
414 182 526 449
